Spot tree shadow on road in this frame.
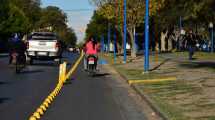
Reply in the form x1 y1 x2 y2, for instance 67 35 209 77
0 82 8 85
179 61 215 70
64 77 76 85
31 62 57 67
0 54 8 58
93 73 110 77
0 98 10 104
21 70 44 74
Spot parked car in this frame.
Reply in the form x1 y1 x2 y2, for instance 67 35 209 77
26 32 63 64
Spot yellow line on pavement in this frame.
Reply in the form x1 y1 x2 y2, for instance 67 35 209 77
66 51 84 80
28 52 84 120
128 77 177 85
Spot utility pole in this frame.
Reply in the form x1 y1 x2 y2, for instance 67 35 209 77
144 0 149 72
123 0 127 63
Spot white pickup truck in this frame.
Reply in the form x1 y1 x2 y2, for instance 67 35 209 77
26 32 62 64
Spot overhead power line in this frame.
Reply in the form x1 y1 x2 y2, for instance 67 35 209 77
63 9 94 12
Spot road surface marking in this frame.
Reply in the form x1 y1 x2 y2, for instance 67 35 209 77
28 52 84 120
128 77 177 85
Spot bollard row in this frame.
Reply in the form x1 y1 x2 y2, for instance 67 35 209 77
28 52 84 120
29 62 67 120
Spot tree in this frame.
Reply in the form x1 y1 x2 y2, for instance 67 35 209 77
0 0 41 37
154 0 215 51
85 11 109 41
59 28 77 47
37 6 67 31
91 0 143 57
0 1 77 49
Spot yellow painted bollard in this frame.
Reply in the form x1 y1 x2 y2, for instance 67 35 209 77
56 85 61 90
53 91 58 97
45 98 51 104
33 112 40 119
40 105 47 111
59 64 63 83
50 92 55 98
43 102 49 108
48 96 53 101
29 116 37 120
62 62 67 83
36 108 44 115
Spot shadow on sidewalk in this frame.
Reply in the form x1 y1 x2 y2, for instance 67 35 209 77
179 61 215 69
93 73 110 77
150 58 171 71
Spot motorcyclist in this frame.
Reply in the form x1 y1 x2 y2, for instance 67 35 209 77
8 33 27 64
83 36 100 71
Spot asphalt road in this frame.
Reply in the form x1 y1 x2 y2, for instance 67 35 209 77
0 52 79 120
41 60 147 120
0 52 146 120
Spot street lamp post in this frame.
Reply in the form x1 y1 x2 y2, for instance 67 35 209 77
114 32 117 63
144 0 149 72
123 0 127 63
114 0 118 64
209 22 214 53
108 23 111 53
101 35 105 53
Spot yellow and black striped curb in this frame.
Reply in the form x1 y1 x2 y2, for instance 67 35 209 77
29 52 84 120
128 77 177 85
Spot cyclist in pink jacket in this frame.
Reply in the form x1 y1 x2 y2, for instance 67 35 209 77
84 36 100 70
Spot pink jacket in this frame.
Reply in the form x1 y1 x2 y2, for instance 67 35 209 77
86 41 99 55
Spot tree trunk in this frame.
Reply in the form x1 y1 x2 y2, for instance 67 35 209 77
128 27 136 58
120 29 124 54
154 24 160 52
168 36 173 51
161 30 168 52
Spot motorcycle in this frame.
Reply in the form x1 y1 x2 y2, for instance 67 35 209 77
87 55 97 76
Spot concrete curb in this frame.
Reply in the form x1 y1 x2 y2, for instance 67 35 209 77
131 85 169 120
107 64 169 120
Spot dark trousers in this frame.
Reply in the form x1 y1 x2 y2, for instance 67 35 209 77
189 46 195 60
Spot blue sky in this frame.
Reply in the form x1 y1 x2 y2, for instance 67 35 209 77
41 0 95 43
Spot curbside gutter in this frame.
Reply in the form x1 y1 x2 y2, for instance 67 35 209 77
131 85 169 120
106 64 170 120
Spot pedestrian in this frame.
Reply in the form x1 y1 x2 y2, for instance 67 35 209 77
186 30 196 60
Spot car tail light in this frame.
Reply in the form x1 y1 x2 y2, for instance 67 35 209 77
55 42 60 49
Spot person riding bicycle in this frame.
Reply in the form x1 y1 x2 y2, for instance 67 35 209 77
9 33 27 64
83 36 100 71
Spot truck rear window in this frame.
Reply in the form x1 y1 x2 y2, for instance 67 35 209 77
29 33 57 40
